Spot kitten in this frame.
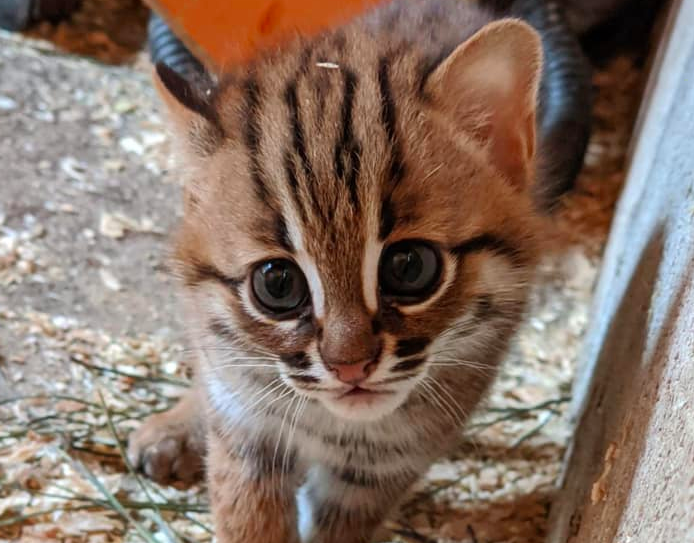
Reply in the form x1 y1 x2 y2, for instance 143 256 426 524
128 1 569 541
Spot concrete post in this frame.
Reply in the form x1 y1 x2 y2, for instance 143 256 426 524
546 0 694 540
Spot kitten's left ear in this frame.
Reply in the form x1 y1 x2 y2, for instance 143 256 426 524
425 19 543 189
154 62 218 131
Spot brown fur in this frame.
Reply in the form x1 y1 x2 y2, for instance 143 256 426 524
128 2 551 541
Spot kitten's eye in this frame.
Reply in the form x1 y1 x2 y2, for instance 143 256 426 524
251 259 309 316
379 240 441 301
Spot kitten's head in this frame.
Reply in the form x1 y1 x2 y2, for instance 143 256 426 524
161 20 546 422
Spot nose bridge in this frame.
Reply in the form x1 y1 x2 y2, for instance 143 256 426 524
320 306 379 365
310 229 378 366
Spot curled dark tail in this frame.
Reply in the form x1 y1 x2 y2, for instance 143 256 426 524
511 0 593 209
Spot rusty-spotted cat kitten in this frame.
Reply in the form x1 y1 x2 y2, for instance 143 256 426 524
128 1 586 541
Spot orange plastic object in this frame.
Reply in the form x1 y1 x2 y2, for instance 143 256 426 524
143 0 385 70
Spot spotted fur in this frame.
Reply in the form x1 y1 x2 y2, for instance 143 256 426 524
128 1 554 542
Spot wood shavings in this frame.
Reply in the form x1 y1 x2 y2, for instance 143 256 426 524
99 211 163 239
119 135 145 155
0 95 18 111
99 268 123 291
60 156 89 182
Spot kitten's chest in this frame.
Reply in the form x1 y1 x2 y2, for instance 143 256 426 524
293 404 446 471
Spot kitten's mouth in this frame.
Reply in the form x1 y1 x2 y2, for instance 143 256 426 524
338 386 393 399
324 385 405 421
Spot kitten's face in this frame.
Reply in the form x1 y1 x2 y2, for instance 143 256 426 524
166 21 544 422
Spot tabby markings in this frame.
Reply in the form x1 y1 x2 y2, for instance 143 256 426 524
334 69 361 211
281 352 311 369
451 233 523 264
242 76 271 204
377 56 406 188
395 337 431 358
284 78 325 223
185 261 243 292
392 357 427 372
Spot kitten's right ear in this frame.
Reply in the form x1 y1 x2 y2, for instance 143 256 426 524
154 62 217 130
424 20 543 190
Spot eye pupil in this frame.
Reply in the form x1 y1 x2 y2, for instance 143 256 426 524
252 259 308 317
264 265 293 299
379 240 441 302
391 250 423 283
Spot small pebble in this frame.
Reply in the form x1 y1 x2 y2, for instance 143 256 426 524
119 136 144 155
0 95 18 110
99 268 122 291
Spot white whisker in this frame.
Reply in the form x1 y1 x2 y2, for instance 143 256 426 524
243 380 287 413
420 379 458 428
212 365 278 371
272 394 297 485
423 377 464 428
282 396 308 493
257 387 295 417
429 377 469 428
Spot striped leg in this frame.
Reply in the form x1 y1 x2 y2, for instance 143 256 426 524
207 426 302 543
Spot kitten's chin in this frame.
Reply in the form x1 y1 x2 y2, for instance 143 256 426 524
320 389 409 422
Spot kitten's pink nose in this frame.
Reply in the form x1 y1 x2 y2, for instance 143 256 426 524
326 359 375 385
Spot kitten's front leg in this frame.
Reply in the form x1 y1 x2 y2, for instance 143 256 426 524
127 384 206 484
301 465 419 543
207 424 301 543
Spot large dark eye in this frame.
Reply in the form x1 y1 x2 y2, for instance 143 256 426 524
251 259 309 316
379 240 441 301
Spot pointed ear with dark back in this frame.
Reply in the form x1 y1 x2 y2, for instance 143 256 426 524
154 62 222 142
425 19 543 189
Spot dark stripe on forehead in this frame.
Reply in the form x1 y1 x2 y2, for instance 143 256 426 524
451 234 524 264
274 214 294 253
345 143 361 212
283 151 308 225
334 69 361 212
340 71 358 141
379 197 397 240
378 56 406 187
242 76 272 204
285 77 328 223
285 80 313 181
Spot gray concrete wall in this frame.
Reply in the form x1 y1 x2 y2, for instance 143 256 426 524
546 0 694 541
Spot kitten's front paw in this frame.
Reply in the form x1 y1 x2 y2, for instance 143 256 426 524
127 398 206 485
